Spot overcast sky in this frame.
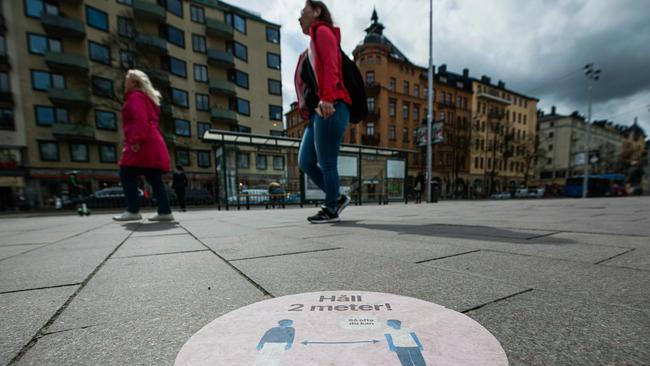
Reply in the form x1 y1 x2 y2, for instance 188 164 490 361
235 0 650 137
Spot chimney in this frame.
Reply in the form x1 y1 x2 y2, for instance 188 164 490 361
462 68 469 79
439 64 447 74
497 80 505 89
481 75 491 84
551 106 556 115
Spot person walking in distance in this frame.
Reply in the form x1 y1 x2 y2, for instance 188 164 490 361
172 165 188 212
296 0 352 224
113 69 174 222
414 172 425 204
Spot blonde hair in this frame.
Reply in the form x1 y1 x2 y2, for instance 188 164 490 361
126 69 162 106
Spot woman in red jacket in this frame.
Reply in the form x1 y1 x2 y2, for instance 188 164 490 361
113 70 173 222
296 0 352 224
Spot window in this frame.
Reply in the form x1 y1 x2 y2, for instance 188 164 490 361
270 130 283 137
403 103 409 121
548 144 553 151
403 81 409 95
0 73 8 92
389 125 396 141
269 105 282 121
227 41 248 61
256 154 267 170
268 79 282 95
273 156 284 170
403 128 409 143
547 158 553 165
163 25 185 48
117 0 133 5
92 76 113 98
165 56 187 78
367 97 375 112
267 52 281 70
367 122 375 136
225 13 246 33
95 110 117 130
238 152 250 168
389 78 396 91
171 88 189 108
197 122 211 138
27 34 61 55
230 97 250 116
266 27 280 44
228 69 249 88
39 141 59 161
190 4 205 23
389 100 396 117
0 35 5 56
165 0 183 17
88 41 110 65
174 119 191 137
192 34 207 53
86 5 108 32
176 149 190 166
117 17 135 38
197 151 211 168
414 84 419 97
31 70 64 91
35 106 68 126
194 64 208 83
99 144 117 163
413 105 420 122
120 50 134 68
196 93 209 111
366 71 375 84
70 143 89 162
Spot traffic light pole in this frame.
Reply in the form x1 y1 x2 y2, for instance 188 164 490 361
426 0 433 202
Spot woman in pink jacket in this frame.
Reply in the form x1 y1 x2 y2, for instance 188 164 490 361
113 70 173 222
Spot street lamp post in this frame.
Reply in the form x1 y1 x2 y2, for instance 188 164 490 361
426 0 434 202
582 63 601 198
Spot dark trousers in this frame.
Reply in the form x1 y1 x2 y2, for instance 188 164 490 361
119 166 171 214
175 188 186 210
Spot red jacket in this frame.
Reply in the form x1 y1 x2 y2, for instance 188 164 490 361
294 21 351 120
118 90 170 172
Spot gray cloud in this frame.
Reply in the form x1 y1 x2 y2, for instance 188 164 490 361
235 0 650 135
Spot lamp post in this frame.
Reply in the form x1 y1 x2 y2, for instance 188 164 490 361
582 63 601 198
426 0 434 202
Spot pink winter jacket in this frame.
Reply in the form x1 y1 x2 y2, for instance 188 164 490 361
118 90 170 172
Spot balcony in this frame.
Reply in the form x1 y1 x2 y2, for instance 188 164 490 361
133 0 166 22
206 18 234 39
365 82 381 97
48 88 92 108
135 34 168 54
41 14 86 39
207 49 235 68
0 92 14 107
366 108 380 121
362 134 381 146
210 107 238 125
52 123 95 141
147 70 170 88
44 52 89 73
209 79 236 96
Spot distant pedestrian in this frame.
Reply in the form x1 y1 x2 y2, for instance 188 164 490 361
627 161 644 196
296 0 352 223
113 69 173 222
172 165 188 212
414 173 424 204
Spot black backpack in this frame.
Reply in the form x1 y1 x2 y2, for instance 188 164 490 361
310 27 368 124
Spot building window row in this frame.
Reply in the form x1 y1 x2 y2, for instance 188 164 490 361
38 141 118 163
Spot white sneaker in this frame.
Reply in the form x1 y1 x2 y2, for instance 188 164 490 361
148 213 175 222
112 211 142 221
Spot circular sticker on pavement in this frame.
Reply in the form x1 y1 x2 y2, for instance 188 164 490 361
175 291 508 366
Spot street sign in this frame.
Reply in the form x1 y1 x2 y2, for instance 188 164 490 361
175 291 508 365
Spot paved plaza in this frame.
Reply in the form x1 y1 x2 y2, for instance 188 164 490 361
1 197 649 365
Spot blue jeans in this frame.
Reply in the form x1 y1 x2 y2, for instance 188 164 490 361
298 102 349 211
119 166 171 215
395 347 426 366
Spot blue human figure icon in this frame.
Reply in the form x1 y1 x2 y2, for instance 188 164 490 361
255 319 295 366
384 319 426 366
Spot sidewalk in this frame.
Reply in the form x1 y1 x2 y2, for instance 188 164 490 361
1 197 649 365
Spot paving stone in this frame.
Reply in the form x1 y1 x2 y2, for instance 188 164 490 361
112 235 206 258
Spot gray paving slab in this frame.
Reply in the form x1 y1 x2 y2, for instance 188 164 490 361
233 249 529 312
129 222 188 237
112 234 206 258
426 251 650 310
549 232 650 249
48 251 265 332
0 230 129 292
0 243 46 260
201 232 339 260
0 286 78 365
467 289 650 366
599 248 650 271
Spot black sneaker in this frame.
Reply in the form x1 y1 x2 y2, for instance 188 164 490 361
307 208 340 224
336 194 351 215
